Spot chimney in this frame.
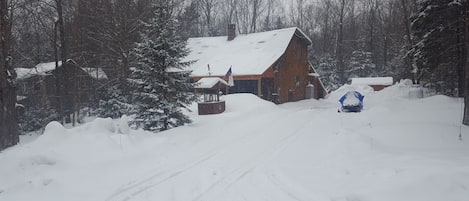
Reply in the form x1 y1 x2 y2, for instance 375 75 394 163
227 24 236 41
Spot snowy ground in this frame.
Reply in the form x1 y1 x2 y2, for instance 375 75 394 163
1 81 469 201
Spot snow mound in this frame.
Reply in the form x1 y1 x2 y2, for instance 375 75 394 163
44 121 66 133
33 121 68 146
222 93 277 113
78 117 129 135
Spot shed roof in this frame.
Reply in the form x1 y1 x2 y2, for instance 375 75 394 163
351 77 393 86
16 61 61 80
185 27 311 77
15 61 107 80
82 68 108 80
195 77 228 89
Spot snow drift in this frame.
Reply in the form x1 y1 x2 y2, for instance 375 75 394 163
0 81 468 201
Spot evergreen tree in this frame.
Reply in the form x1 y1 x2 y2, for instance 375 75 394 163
410 0 468 96
314 54 341 92
347 50 378 78
96 84 134 119
130 0 198 132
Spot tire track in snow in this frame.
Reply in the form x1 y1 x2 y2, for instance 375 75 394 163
105 152 218 201
105 113 275 201
191 111 313 201
261 111 335 201
106 108 315 201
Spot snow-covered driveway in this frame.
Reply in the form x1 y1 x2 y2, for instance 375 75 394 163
1 83 469 201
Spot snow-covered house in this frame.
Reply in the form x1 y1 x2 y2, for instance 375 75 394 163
186 26 327 103
15 60 107 114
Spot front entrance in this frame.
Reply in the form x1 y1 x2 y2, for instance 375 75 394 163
288 90 294 102
261 78 274 101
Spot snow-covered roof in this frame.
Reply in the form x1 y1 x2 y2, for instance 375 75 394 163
82 68 108 80
185 27 311 77
195 77 228 89
351 77 393 86
16 61 108 81
16 61 62 80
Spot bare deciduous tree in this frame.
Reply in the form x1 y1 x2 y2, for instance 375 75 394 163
0 0 19 150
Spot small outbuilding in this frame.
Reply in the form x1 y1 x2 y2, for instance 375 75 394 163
15 60 107 121
195 77 228 115
351 77 393 91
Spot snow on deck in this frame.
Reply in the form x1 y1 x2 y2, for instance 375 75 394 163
351 77 393 85
194 77 228 89
186 27 308 77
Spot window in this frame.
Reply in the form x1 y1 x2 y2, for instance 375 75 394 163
295 76 300 88
297 45 302 60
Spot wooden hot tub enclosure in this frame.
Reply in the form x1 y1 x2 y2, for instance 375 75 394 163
198 101 225 115
195 77 228 115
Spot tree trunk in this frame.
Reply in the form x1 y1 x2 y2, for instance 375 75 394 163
458 8 466 98
400 0 415 82
322 0 330 54
463 5 469 126
54 20 62 123
56 0 73 124
368 0 374 54
250 0 259 33
0 0 19 150
336 0 346 84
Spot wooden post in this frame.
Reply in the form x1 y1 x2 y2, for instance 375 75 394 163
257 78 262 97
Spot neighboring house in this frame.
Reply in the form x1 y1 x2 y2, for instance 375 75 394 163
185 25 327 104
15 60 107 116
351 77 393 91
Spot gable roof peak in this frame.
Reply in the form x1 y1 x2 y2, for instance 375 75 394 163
186 27 311 77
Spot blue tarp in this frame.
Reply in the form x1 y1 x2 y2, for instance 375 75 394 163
339 91 364 112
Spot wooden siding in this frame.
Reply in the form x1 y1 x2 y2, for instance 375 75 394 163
198 101 225 115
273 35 309 103
370 85 390 91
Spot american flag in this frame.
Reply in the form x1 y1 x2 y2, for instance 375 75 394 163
225 67 234 86
225 67 232 80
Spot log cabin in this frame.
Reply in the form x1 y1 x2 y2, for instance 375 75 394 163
185 25 327 104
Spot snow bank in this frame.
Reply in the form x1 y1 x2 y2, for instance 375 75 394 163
0 83 468 201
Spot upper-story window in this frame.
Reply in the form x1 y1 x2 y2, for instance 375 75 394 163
297 45 302 60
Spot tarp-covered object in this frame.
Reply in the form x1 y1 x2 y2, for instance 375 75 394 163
339 91 364 112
